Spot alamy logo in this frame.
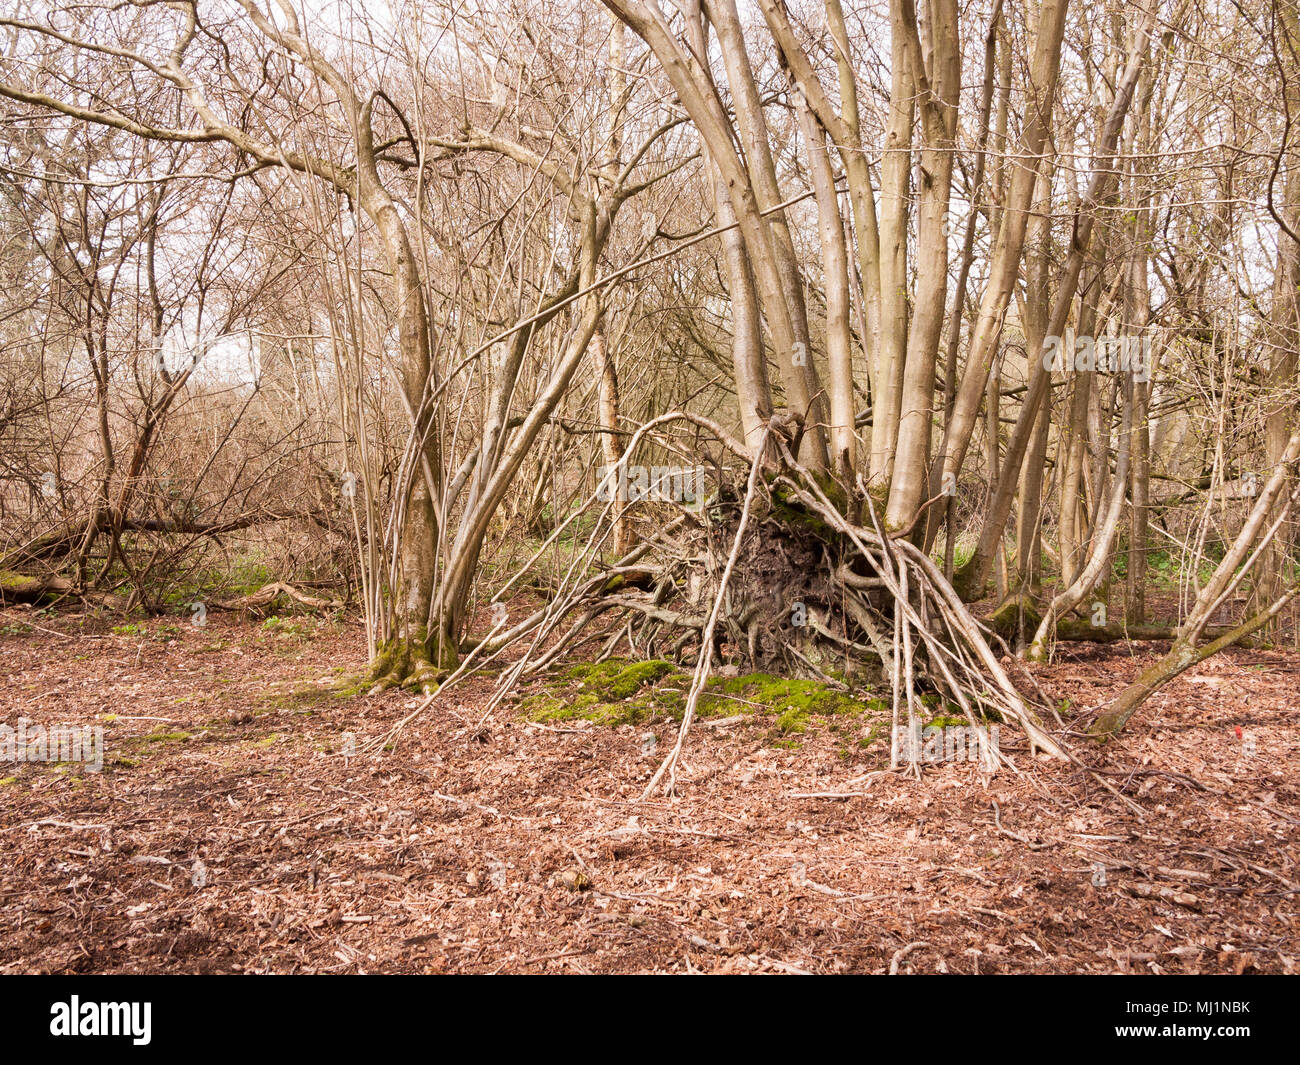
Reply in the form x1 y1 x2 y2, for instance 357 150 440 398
1042 334 1151 382
893 723 1000 768
1 719 103 771
50 996 151 1045
597 464 708 505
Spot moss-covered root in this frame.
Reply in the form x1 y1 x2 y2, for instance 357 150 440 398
987 593 1043 643
950 558 986 605
366 637 446 695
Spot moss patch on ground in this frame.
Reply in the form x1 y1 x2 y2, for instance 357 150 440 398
117 728 194 756
520 659 890 735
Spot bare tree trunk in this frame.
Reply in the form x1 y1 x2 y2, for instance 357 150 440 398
869 0 914 486
714 163 771 453
591 328 629 555
355 102 444 677
1258 278 1300 618
685 0 770 451
1254 0 1300 621
1123 243 1153 626
758 0 884 438
1017 399 1051 593
1123 31 1160 626
941 0 1003 570
595 21 630 555
1028 375 1135 660
1126 377 1151 623
984 355 1003 591
1058 231 1093 591
706 0 828 466
1015 153 1055 594
603 0 829 467
823 0 883 372
952 11 1155 599
885 0 961 532
924 0 1071 548
795 91 855 475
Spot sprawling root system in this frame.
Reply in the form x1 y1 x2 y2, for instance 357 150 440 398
510 445 1066 767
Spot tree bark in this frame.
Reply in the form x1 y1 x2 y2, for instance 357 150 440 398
923 0 1071 548
885 0 961 532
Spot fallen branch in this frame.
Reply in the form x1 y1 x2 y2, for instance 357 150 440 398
211 582 343 612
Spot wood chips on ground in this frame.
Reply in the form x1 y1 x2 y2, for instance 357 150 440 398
1 612 1296 973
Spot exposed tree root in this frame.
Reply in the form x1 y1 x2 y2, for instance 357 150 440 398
212 582 343 613
488 426 1068 771
365 636 445 695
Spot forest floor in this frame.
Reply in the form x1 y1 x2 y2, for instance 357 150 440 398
1 606 1297 974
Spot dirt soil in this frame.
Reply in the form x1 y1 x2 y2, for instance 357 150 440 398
1 608 1297 974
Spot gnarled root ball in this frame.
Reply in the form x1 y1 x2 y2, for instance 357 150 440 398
580 461 1065 761
659 491 888 683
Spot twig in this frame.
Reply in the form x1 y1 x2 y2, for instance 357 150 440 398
642 425 771 798
889 941 932 974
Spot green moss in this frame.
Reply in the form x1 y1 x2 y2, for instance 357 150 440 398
333 679 372 699
987 594 1043 641
161 558 275 608
718 673 882 732
523 661 689 726
769 483 838 541
523 661 888 737
563 658 678 698
776 707 809 733
366 631 447 692
261 615 309 638
326 669 375 699
0 570 56 602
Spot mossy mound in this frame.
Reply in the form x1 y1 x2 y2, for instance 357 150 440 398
986 594 1043 642
711 673 886 733
523 659 688 726
923 714 970 729
522 659 889 735
560 658 679 699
